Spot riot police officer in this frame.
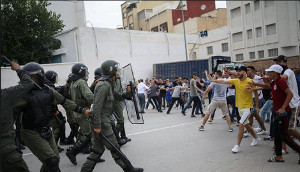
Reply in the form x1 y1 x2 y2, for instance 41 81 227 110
90 67 102 93
14 62 92 172
66 63 96 165
0 61 32 172
91 67 127 146
45 70 68 151
81 60 143 172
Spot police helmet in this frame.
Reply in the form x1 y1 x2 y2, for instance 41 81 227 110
94 67 102 80
71 63 88 79
100 60 120 80
23 62 44 76
45 70 58 84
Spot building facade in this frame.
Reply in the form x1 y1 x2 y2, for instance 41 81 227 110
227 0 300 66
121 0 216 33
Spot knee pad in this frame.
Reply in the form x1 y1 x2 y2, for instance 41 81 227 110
46 157 60 172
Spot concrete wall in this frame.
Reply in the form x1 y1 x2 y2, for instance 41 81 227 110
1 63 76 89
2 27 199 88
47 1 86 31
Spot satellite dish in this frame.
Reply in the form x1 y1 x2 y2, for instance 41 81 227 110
201 4 206 10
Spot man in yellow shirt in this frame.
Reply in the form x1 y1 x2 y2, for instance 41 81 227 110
210 66 260 153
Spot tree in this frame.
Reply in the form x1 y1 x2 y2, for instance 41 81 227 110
1 0 64 64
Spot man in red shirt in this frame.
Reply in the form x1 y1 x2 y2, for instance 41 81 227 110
250 64 300 163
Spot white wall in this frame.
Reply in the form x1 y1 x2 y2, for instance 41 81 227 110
1 63 76 89
47 1 86 31
198 26 231 59
2 27 199 88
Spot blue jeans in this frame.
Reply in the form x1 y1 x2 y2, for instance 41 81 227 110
182 96 200 115
145 93 155 109
138 93 146 112
260 99 273 121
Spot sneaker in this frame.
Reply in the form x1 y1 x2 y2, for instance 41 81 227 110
251 137 261 146
243 132 249 138
181 111 186 116
232 145 240 153
265 119 270 123
257 130 268 135
222 115 226 119
253 127 262 133
263 136 273 141
199 126 204 131
191 114 196 117
229 128 233 132
208 118 213 123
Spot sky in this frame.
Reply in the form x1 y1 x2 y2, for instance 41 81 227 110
84 1 227 29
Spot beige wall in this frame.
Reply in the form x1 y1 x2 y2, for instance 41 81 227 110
173 9 227 34
121 1 169 30
143 10 173 32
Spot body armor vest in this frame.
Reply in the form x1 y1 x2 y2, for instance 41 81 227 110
22 88 54 129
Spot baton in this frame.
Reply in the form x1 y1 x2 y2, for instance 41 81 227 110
99 133 134 169
1 55 12 67
2 55 42 90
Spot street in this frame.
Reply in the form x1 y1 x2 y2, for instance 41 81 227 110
23 105 300 172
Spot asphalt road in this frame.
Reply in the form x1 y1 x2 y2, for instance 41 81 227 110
23 104 300 172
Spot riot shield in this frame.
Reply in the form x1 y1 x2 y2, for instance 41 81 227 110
120 64 144 124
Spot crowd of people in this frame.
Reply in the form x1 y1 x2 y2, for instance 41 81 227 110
137 55 300 164
1 55 300 172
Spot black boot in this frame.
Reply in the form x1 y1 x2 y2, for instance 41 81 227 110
123 167 144 172
120 123 131 142
58 146 64 153
111 122 128 146
66 146 80 165
97 157 105 163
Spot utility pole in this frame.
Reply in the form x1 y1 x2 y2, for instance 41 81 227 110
180 0 188 61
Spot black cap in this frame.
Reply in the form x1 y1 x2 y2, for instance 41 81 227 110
237 66 247 72
273 55 287 62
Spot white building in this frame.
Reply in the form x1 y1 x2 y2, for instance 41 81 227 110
197 26 231 59
227 0 300 62
47 1 86 31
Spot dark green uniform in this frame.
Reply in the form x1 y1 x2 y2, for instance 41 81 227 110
0 69 33 172
15 87 88 172
66 78 93 164
81 80 130 171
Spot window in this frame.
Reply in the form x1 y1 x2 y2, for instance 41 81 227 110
231 7 241 19
245 4 251 14
247 29 253 39
160 22 168 32
258 50 264 58
191 52 197 60
254 0 260 11
222 43 228 52
129 23 134 30
249 52 255 59
266 23 276 35
138 10 145 20
236 54 244 61
232 32 243 42
151 26 158 32
207 46 213 55
265 0 274 7
256 27 262 37
268 48 278 57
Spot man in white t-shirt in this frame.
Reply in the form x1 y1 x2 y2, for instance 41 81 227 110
138 79 149 113
274 55 300 142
